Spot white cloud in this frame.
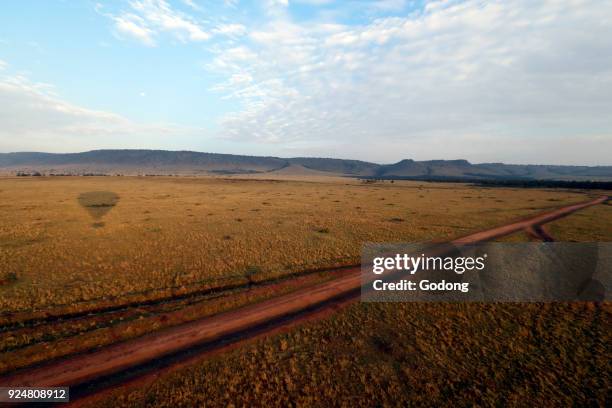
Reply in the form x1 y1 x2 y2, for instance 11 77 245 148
113 13 156 46
269 0 289 6
213 23 247 37
263 0 290 18
105 0 210 45
370 0 407 12
131 0 210 41
0 73 198 152
224 0 239 7
182 0 200 10
207 0 612 164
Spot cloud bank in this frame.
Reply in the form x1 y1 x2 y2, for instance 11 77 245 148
0 72 199 152
208 0 612 164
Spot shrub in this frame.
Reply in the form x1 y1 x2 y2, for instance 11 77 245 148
245 265 262 284
0 272 18 286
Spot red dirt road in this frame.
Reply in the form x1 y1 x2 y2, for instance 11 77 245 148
452 195 608 243
0 195 608 397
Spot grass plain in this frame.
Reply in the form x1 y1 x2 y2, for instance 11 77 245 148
0 175 609 406
1 176 608 314
96 302 610 408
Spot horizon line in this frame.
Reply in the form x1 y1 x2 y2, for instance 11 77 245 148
1 148 611 168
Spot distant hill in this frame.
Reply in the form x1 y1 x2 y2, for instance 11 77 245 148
0 150 287 174
0 149 610 181
373 159 612 181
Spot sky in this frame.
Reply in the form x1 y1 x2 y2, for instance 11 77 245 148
0 0 611 165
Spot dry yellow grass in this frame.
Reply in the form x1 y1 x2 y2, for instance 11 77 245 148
0 176 609 406
95 302 611 408
0 269 339 374
1 176 606 316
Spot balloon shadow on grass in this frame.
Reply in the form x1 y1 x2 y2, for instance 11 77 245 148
78 191 119 227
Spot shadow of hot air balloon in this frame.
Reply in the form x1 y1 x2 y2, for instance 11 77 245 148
78 191 119 228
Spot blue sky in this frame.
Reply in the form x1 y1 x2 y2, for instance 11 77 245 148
0 0 611 164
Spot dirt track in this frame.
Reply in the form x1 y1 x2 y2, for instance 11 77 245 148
0 195 608 401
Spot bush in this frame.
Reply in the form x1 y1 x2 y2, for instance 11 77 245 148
0 272 18 285
245 265 262 284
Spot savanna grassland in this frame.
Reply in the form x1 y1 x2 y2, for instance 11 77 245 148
0 175 610 406
1 176 607 315
96 302 610 408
